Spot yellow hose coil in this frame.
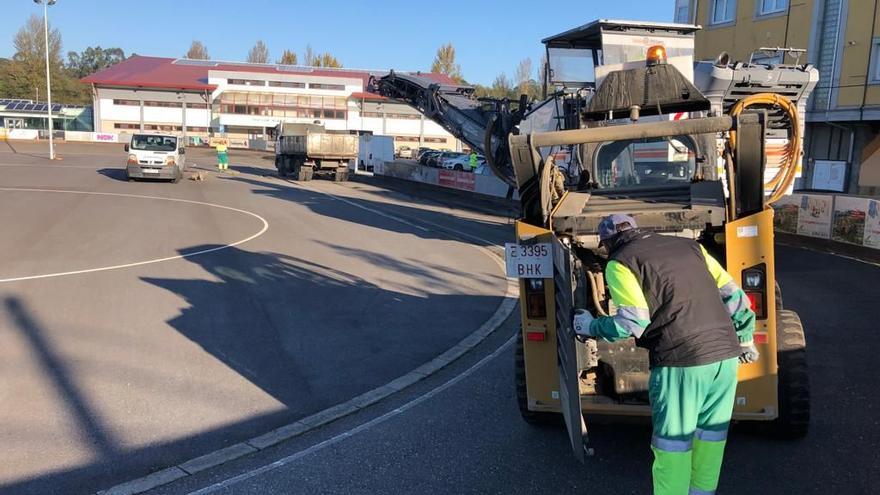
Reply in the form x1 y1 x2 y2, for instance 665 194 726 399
726 93 801 206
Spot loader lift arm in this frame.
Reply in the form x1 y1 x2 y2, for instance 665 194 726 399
373 71 526 186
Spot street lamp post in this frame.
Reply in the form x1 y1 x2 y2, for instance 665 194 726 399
35 0 57 160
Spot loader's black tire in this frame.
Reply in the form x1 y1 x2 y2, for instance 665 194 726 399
515 336 559 425
772 310 810 439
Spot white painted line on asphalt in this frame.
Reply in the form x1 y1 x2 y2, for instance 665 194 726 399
0 188 270 283
188 335 517 495
94 177 517 495
0 163 101 169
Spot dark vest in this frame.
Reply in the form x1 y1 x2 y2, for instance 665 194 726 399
610 231 741 368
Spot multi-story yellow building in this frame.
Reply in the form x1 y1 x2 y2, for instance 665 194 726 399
675 0 880 194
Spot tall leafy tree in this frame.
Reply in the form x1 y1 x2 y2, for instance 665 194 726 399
1 14 67 101
515 58 532 96
490 72 514 99
247 40 269 64
317 53 342 68
184 41 209 60
430 42 462 82
66 46 126 78
278 49 298 65
302 45 342 67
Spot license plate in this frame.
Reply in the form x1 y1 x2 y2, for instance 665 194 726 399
142 168 160 174
504 243 552 278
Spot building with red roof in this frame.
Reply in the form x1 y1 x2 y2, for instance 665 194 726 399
82 55 460 151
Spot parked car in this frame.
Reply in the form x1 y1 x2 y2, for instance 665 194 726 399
442 153 485 171
415 147 433 161
124 133 186 182
419 150 441 167
428 151 464 168
396 146 415 159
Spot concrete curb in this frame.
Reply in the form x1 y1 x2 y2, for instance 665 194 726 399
97 245 517 495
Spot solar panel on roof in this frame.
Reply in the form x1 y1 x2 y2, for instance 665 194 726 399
34 104 47 111
173 59 218 67
51 104 62 112
22 103 37 112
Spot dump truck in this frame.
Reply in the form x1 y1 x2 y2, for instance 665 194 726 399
377 19 817 461
274 123 358 182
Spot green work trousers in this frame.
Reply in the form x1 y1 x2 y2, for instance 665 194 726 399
217 151 228 170
649 358 739 495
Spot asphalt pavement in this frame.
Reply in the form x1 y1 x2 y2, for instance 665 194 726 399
0 141 512 494
3 141 878 494
145 244 880 495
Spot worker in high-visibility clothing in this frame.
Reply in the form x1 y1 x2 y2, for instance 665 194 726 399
573 214 757 495
468 151 479 172
215 141 229 171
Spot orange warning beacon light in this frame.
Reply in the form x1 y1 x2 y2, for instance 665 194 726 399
646 45 668 66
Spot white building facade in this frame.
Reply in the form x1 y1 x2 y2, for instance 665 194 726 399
84 56 459 151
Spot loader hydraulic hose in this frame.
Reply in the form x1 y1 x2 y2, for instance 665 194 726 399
726 93 802 207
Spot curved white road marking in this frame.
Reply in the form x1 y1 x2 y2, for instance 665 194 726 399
188 335 517 495
0 187 269 283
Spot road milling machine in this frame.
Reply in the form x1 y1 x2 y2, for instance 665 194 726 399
376 20 818 460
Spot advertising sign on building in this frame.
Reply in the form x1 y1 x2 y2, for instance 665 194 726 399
865 199 880 249
438 169 475 191
772 193 801 234
93 133 118 143
797 194 833 239
831 195 869 245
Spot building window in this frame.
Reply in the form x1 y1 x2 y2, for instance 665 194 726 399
113 99 140 106
143 101 183 108
228 78 265 86
113 123 141 129
424 137 447 144
268 81 305 88
674 0 690 23
757 0 787 16
710 0 736 25
870 39 880 84
309 83 346 91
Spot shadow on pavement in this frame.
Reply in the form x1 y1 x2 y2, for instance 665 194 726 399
142 245 502 409
1 243 503 494
97 167 128 181
230 175 511 247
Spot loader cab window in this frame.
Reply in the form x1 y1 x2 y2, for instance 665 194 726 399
594 136 696 189
547 47 596 87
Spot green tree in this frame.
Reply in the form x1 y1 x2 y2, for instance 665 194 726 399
66 46 126 78
0 14 86 102
430 42 462 82
247 40 269 64
490 72 514 99
184 41 209 60
278 49 298 65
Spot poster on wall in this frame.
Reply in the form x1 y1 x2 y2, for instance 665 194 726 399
810 160 847 192
831 196 869 245
796 194 833 239
772 193 801 234
865 199 880 249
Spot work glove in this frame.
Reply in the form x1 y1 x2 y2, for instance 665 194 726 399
573 309 596 342
739 341 760 364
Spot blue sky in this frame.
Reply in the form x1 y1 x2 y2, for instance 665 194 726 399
1 0 673 85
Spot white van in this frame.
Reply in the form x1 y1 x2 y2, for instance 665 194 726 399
124 134 186 182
